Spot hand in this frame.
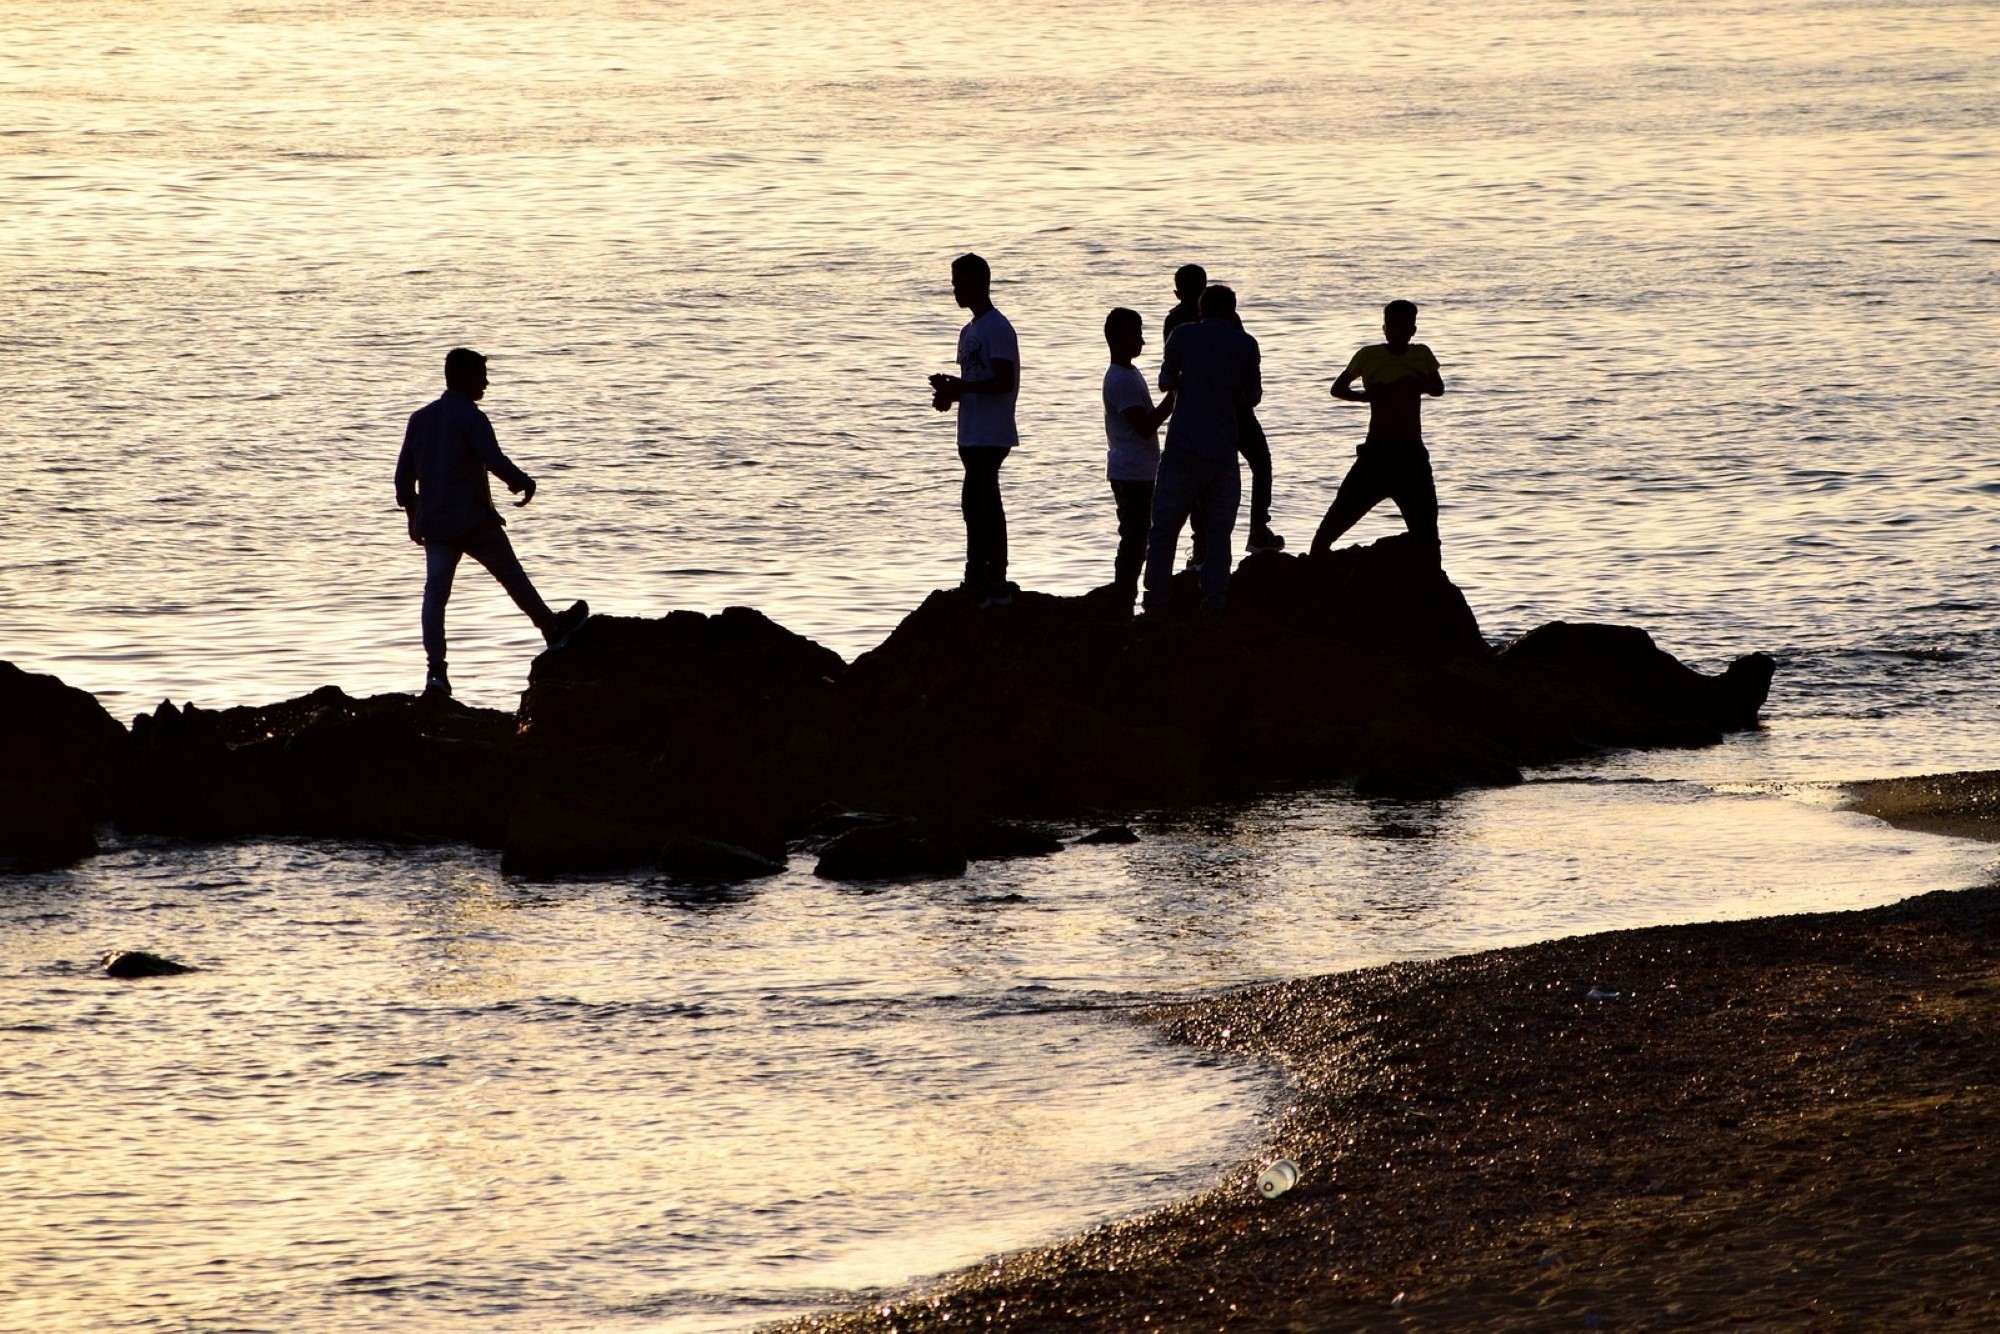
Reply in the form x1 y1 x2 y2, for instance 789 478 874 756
515 476 537 507
406 511 425 546
928 372 960 408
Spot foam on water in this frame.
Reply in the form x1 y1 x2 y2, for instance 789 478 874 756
2 0 1998 1327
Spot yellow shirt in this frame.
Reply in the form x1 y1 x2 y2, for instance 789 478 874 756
1342 342 1439 389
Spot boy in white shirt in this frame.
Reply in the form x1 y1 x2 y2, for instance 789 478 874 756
1101 307 1175 602
927 253 1020 607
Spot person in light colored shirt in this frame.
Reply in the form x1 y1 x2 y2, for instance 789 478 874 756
394 347 587 697
1101 306 1175 602
1309 300 1446 564
1142 285 1261 620
927 253 1020 607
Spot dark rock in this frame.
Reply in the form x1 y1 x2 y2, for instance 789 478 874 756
123 688 516 844
102 950 196 979
957 819 1065 861
1493 622 1774 747
1077 824 1141 845
814 820 969 882
655 836 786 884
0 661 128 865
506 608 843 875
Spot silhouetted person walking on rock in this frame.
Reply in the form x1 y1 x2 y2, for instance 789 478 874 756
1102 307 1175 602
1166 263 1283 556
1310 300 1445 564
928 253 1020 609
395 347 587 697
1143 285 1261 621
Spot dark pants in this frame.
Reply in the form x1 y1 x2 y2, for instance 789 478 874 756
1110 478 1154 596
1314 441 1440 561
1190 409 1273 566
959 446 1011 589
422 524 552 668
1144 449 1240 612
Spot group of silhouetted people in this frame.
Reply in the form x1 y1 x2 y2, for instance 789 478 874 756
392 256 1444 693
931 252 1445 621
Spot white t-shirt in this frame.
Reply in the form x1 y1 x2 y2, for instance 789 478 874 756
955 308 1020 448
1102 362 1160 482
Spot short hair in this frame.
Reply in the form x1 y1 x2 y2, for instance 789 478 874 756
1104 306 1142 343
1174 263 1207 292
1384 299 1418 323
951 252 991 287
1198 284 1237 318
444 347 486 384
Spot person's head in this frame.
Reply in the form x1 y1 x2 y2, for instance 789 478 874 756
1174 263 1207 303
1104 306 1144 362
444 347 488 400
951 252 992 309
1198 285 1237 320
1383 299 1418 345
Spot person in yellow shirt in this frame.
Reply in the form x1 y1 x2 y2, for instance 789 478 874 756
1308 300 1445 564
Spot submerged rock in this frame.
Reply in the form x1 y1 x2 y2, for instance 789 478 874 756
1076 824 1141 845
814 820 970 882
101 950 196 979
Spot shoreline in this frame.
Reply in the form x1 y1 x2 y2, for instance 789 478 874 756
787 866 2000 1329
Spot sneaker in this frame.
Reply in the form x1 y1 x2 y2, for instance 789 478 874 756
423 669 452 699
977 584 1015 610
544 599 589 648
1247 526 1286 553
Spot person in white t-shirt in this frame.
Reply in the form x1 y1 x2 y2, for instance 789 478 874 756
1101 307 1175 602
927 253 1020 607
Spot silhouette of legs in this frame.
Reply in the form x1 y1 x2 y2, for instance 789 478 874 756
1312 443 1440 562
422 525 555 669
958 446 1011 591
1239 410 1276 538
1144 451 1240 615
1110 479 1154 598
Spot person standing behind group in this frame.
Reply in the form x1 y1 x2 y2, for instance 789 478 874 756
1143 285 1261 621
395 347 587 698
1165 263 1284 556
928 253 1020 609
1309 300 1445 564
1101 307 1175 602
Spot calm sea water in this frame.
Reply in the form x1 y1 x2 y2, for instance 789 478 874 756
3 0 1998 1328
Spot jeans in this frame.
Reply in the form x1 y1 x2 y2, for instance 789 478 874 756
1190 409 1273 567
1109 478 1154 596
1314 441 1440 562
1143 448 1241 612
422 524 553 668
959 446 1011 589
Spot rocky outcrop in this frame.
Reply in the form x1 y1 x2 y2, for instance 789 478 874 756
0 661 129 866
101 950 197 979
10 534 1777 875
123 687 516 845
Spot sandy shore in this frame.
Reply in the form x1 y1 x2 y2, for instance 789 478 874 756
786 874 2000 1330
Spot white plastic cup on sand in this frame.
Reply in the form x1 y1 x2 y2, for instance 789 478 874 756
1256 1158 1300 1199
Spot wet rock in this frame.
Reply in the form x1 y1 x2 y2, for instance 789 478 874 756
958 819 1065 861
1076 824 1140 845
123 688 516 844
101 950 196 979
506 608 843 875
1493 622 1775 747
0 661 128 865
813 820 969 882
656 836 787 884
